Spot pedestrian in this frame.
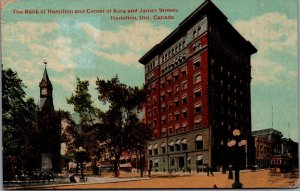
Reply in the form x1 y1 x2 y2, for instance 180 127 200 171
213 184 217 188
69 173 76 183
148 160 153 177
206 165 210 176
210 166 214 176
228 165 233 179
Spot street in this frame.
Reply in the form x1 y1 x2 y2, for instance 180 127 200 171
9 169 298 189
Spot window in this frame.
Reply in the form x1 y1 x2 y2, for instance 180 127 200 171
195 135 203 150
174 74 179 81
174 86 179 93
182 69 187 77
169 102 173 109
161 82 165 89
153 107 157 115
153 97 157 103
175 113 180 121
182 97 187 104
174 99 179 107
168 91 172 97
169 145 174 152
175 140 181 151
149 150 152 155
169 128 172 135
182 144 187 151
194 61 200 69
195 119 202 129
194 89 201 98
153 120 157 126
168 115 172 122
154 149 158 155
182 124 187 131
167 78 172 85
162 118 166 125
194 104 201 113
171 158 175 165
194 73 201 83
161 94 165 101
182 81 187 89
182 110 187 118
161 147 166 154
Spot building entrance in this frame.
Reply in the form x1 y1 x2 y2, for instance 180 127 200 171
178 157 184 170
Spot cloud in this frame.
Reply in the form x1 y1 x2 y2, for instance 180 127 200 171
79 21 171 65
234 12 297 55
233 12 297 85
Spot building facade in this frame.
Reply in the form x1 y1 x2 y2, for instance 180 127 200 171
139 0 257 172
252 128 283 168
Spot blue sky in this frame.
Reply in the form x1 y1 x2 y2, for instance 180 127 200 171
2 0 298 141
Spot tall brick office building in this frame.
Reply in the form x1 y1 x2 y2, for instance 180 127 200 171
139 0 257 172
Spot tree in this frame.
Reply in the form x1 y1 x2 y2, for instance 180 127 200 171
95 75 151 177
2 68 40 179
66 77 100 174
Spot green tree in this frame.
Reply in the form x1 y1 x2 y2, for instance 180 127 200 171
66 77 100 173
2 68 40 179
95 76 151 177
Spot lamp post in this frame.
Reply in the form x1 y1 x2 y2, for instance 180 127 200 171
227 129 247 189
76 147 86 182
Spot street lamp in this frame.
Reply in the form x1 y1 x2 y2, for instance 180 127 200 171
76 146 87 182
227 129 247 189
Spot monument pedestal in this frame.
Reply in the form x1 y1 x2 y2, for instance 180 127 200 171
41 153 53 171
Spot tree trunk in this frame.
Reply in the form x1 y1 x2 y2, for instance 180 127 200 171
113 160 119 177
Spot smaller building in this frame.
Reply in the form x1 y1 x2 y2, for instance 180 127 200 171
282 138 298 168
252 128 283 168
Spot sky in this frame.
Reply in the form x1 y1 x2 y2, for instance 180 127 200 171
1 0 298 141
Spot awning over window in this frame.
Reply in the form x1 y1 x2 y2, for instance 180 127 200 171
196 155 203 161
169 141 174 146
154 159 159 163
175 124 180 129
194 118 202 123
181 138 187 144
153 143 158 149
175 140 181 145
148 145 153 150
182 123 187 127
161 142 166 147
187 156 191 161
195 135 203 141
161 128 166 132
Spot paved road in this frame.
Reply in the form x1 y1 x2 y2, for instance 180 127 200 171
4 169 299 189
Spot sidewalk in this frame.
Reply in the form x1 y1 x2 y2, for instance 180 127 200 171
3 175 149 190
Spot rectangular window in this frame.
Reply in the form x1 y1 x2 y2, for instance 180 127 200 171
182 111 187 118
154 149 158 155
182 70 187 77
149 150 152 156
169 128 172 135
194 105 202 113
174 100 179 107
161 82 165 89
170 146 174 152
182 144 187 151
174 74 179 81
175 113 180 121
182 81 187 89
174 86 179 93
194 61 200 69
195 142 203 150
182 97 187 104
194 74 201 83
176 144 181 151
162 147 166 154
194 90 201 98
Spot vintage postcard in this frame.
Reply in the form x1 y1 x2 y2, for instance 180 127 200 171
1 0 299 189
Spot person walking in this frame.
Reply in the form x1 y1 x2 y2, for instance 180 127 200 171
206 165 210 176
210 166 214 176
228 165 233 179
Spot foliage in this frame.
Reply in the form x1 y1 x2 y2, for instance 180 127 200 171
95 75 151 177
2 68 40 179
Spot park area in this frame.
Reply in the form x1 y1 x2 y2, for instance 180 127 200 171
4 169 299 189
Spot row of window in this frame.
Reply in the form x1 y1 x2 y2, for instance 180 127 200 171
161 38 186 63
148 136 203 156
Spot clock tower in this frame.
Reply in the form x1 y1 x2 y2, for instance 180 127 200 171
38 61 60 172
39 61 54 112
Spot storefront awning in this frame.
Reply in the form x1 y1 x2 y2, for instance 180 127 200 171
196 155 203 161
175 140 181 145
169 141 174 146
148 145 152 150
181 138 187 144
153 143 158 149
195 135 203 141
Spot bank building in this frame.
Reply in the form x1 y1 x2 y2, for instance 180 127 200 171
139 0 257 173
